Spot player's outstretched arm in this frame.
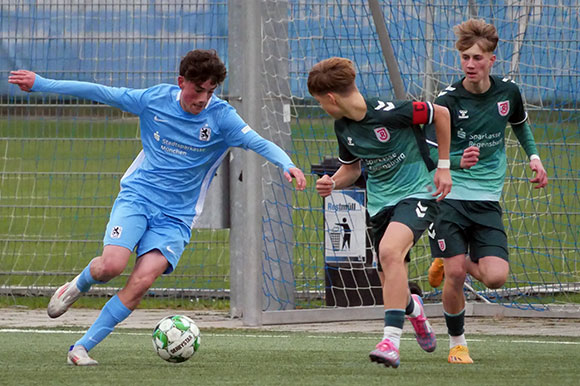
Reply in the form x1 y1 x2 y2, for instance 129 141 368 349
8 70 36 92
242 132 307 191
284 167 307 191
529 157 548 189
10 70 143 115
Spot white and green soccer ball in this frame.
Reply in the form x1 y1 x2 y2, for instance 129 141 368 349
152 315 201 363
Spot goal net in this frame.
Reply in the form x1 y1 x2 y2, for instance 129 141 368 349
0 1 578 320
256 0 579 319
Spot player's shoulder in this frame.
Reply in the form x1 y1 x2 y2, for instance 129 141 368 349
147 83 177 93
367 98 413 114
434 79 463 100
141 83 179 101
207 94 231 109
493 75 522 93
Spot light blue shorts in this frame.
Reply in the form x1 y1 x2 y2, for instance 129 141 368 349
103 196 191 274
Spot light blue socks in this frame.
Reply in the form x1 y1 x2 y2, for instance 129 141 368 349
75 260 105 292
75 294 132 351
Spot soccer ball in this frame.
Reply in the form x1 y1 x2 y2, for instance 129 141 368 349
152 315 201 363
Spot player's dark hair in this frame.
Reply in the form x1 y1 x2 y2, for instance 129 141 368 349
179 49 227 85
454 19 499 53
307 57 357 96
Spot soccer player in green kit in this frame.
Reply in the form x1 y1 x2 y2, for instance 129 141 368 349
308 57 453 368
425 19 548 364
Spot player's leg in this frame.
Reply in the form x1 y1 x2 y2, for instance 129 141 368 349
466 255 508 288
466 224 509 289
441 254 473 364
48 198 147 318
69 250 169 366
394 199 438 352
47 245 135 319
465 203 509 289
369 221 413 368
428 200 473 363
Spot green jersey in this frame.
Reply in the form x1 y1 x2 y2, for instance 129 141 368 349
426 75 537 201
335 99 435 216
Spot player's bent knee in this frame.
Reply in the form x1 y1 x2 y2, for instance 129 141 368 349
91 259 125 282
482 276 507 289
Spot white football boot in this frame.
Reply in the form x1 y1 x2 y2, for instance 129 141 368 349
47 274 83 318
67 345 98 366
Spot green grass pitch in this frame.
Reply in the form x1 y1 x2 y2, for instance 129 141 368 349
0 327 578 386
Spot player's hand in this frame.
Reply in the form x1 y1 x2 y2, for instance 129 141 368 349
8 70 36 92
460 146 480 169
315 174 334 198
529 158 548 189
284 167 306 191
432 168 452 201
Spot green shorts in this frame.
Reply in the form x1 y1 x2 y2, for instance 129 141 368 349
370 198 438 270
428 199 508 262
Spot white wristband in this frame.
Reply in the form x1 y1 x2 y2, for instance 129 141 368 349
331 178 336 190
437 159 450 169
530 154 540 161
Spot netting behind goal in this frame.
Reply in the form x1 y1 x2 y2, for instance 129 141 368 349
0 1 232 305
258 0 579 315
0 1 578 318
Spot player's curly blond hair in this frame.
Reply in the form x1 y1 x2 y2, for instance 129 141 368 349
454 19 499 53
307 57 357 96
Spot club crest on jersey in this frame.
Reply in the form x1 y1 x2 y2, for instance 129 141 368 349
497 101 510 116
374 127 390 143
438 239 446 251
199 125 211 141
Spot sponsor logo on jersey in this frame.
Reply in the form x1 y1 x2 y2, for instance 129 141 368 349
438 239 446 251
111 226 122 239
374 127 390 143
200 125 211 141
457 128 466 139
458 110 469 119
497 100 510 116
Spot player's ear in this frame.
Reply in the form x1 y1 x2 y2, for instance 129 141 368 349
177 76 185 89
327 92 338 105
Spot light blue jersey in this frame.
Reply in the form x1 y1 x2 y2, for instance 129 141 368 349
32 76 295 228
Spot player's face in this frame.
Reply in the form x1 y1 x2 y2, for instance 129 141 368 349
178 77 218 115
313 92 343 119
460 43 496 86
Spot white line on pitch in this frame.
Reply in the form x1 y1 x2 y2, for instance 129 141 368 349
1 328 579 345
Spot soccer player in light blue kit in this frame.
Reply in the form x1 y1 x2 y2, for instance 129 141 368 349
9 49 306 366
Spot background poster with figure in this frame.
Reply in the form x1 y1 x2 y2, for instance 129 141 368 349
324 189 366 263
